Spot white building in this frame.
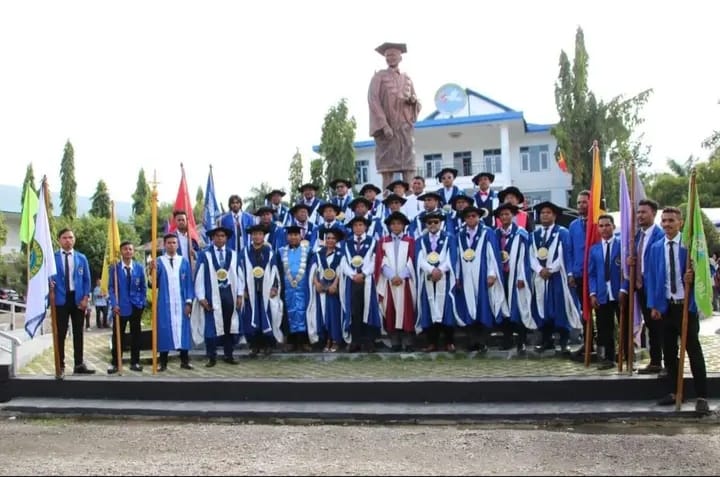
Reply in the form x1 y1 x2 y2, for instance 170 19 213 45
316 87 573 208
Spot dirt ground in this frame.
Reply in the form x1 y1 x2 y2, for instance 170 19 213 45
0 418 718 475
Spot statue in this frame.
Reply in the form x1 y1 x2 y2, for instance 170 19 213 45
368 42 421 191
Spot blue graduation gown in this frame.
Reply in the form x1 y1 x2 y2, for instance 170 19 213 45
156 255 194 352
276 244 312 335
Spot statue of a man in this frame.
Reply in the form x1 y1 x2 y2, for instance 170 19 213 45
368 42 421 191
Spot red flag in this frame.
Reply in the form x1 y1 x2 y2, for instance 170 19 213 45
556 148 569 173
168 163 200 243
582 141 602 322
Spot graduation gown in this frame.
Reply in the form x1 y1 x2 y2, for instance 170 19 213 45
306 247 345 343
375 235 416 333
416 231 462 331
340 235 382 341
276 244 312 337
454 225 507 328
240 244 284 343
331 195 354 224
496 224 536 329
436 186 465 210
473 190 499 227
156 255 194 352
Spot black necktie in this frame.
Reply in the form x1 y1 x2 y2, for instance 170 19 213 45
169 257 174 269
669 241 677 295
125 266 131 293
63 251 71 291
604 241 611 279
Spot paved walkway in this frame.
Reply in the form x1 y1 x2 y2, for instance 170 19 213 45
15 315 720 379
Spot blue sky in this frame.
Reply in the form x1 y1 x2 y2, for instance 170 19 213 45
0 0 717 206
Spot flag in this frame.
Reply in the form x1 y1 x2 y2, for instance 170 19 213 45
24 179 57 338
632 167 646 205
582 141 602 322
20 184 39 245
202 165 220 239
556 147 569 173
619 168 644 343
682 175 713 317
168 163 200 243
100 202 120 295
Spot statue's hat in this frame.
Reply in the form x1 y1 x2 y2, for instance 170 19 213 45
375 42 407 55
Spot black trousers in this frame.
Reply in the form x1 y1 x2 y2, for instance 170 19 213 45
596 301 619 361
56 292 85 368
206 289 236 359
159 350 189 366
663 303 707 398
541 325 569 348
426 323 455 347
110 306 144 366
638 287 663 366
350 282 376 347
95 305 108 328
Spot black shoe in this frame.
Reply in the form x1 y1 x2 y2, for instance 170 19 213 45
130 363 143 372
597 360 615 371
657 393 684 406
205 359 217 368
516 343 527 354
180 362 193 370
223 356 239 365
74 364 96 375
695 398 711 415
639 364 662 375
391 344 402 352
658 368 668 378
158 364 167 372
404 346 415 353
107 365 119 375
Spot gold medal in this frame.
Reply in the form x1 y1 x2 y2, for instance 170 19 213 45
300 240 310 248
350 255 364 268
442 204 452 212
537 247 549 260
462 249 476 261
501 251 510 263
252 266 265 278
427 251 440 265
290 280 298 288
216 268 228 281
323 268 336 280
337 212 345 221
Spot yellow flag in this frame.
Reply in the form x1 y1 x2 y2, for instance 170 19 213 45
100 203 121 294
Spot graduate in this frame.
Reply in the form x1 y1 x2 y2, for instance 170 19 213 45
340 216 382 352
329 178 354 224
287 203 316 250
276 225 313 352
529 202 582 353
359 183 385 220
447 194 473 236
497 187 534 231
153 233 195 371
348 197 383 240
408 192 449 238
312 203 346 251
191 226 244 367
380 193 408 237
218 195 257 255
415 211 462 352
255 206 286 250
307 228 346 352
385 179 410 218
240 224 283 355
435 167 465 211
494 203 536 352
454 206 507 352
375 211 416 352
265 189 291 227
471 171 499 227
296 183 324 225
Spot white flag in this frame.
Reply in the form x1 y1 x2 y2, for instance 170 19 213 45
24 182 57 338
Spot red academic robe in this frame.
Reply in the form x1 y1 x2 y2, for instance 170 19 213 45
374 236 416 333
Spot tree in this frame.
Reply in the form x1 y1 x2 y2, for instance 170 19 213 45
552 27 652 208
59 140 78 220
646 173 688 209
132 202 175 244
666 156 696 178
309 158 326 196
244 182 273 213
0 212 7 249
319 98 356 196
131 169 151 216
194 186 204 225
288 148 304 203
20 163 36 212
88 180 111 218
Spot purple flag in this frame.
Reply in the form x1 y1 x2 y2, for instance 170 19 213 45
620 168 645 345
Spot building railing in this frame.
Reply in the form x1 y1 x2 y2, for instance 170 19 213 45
0 330 22 377
0 299 27 333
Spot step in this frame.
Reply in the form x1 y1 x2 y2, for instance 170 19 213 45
1 397 716 422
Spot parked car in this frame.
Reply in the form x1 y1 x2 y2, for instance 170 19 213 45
0 288 21 310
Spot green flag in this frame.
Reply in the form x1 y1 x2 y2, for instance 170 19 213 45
19 184 39 245
682 179 713 317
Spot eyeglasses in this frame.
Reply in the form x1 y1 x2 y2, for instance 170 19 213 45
427 220 440 225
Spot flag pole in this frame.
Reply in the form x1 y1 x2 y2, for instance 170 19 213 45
44 178 62 379
675 169 697 410
626 162 638 375
584 140 599 368
151 171 159 374
112 201 123 375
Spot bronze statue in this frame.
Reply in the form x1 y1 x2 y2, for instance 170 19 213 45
368 42 421 190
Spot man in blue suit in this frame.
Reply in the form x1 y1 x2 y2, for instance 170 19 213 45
646 207 710 414
108 241 147 373
218 195 257 255
52 228 94 375
620 199 666 374
588 215 621 370
567 190 590 361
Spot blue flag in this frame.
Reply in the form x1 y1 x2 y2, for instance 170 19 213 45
203 166 221 241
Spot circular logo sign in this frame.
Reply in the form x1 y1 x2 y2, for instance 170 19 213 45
434 83 467 115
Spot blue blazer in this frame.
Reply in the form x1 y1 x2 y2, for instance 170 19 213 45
588 238 621 304
435 186 465 208
472 190 499 228
567 218 587 278
52 250 92 306
645 238 696 314
621 224 665 292
109 261 147 316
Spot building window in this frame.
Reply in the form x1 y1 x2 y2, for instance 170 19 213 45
453 151 472 177
520 145 550 172
355 159 369 185
424 154 443 179
524 191 552 208
482 148 502 174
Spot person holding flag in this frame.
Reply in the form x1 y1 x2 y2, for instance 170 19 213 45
647 205 710 414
